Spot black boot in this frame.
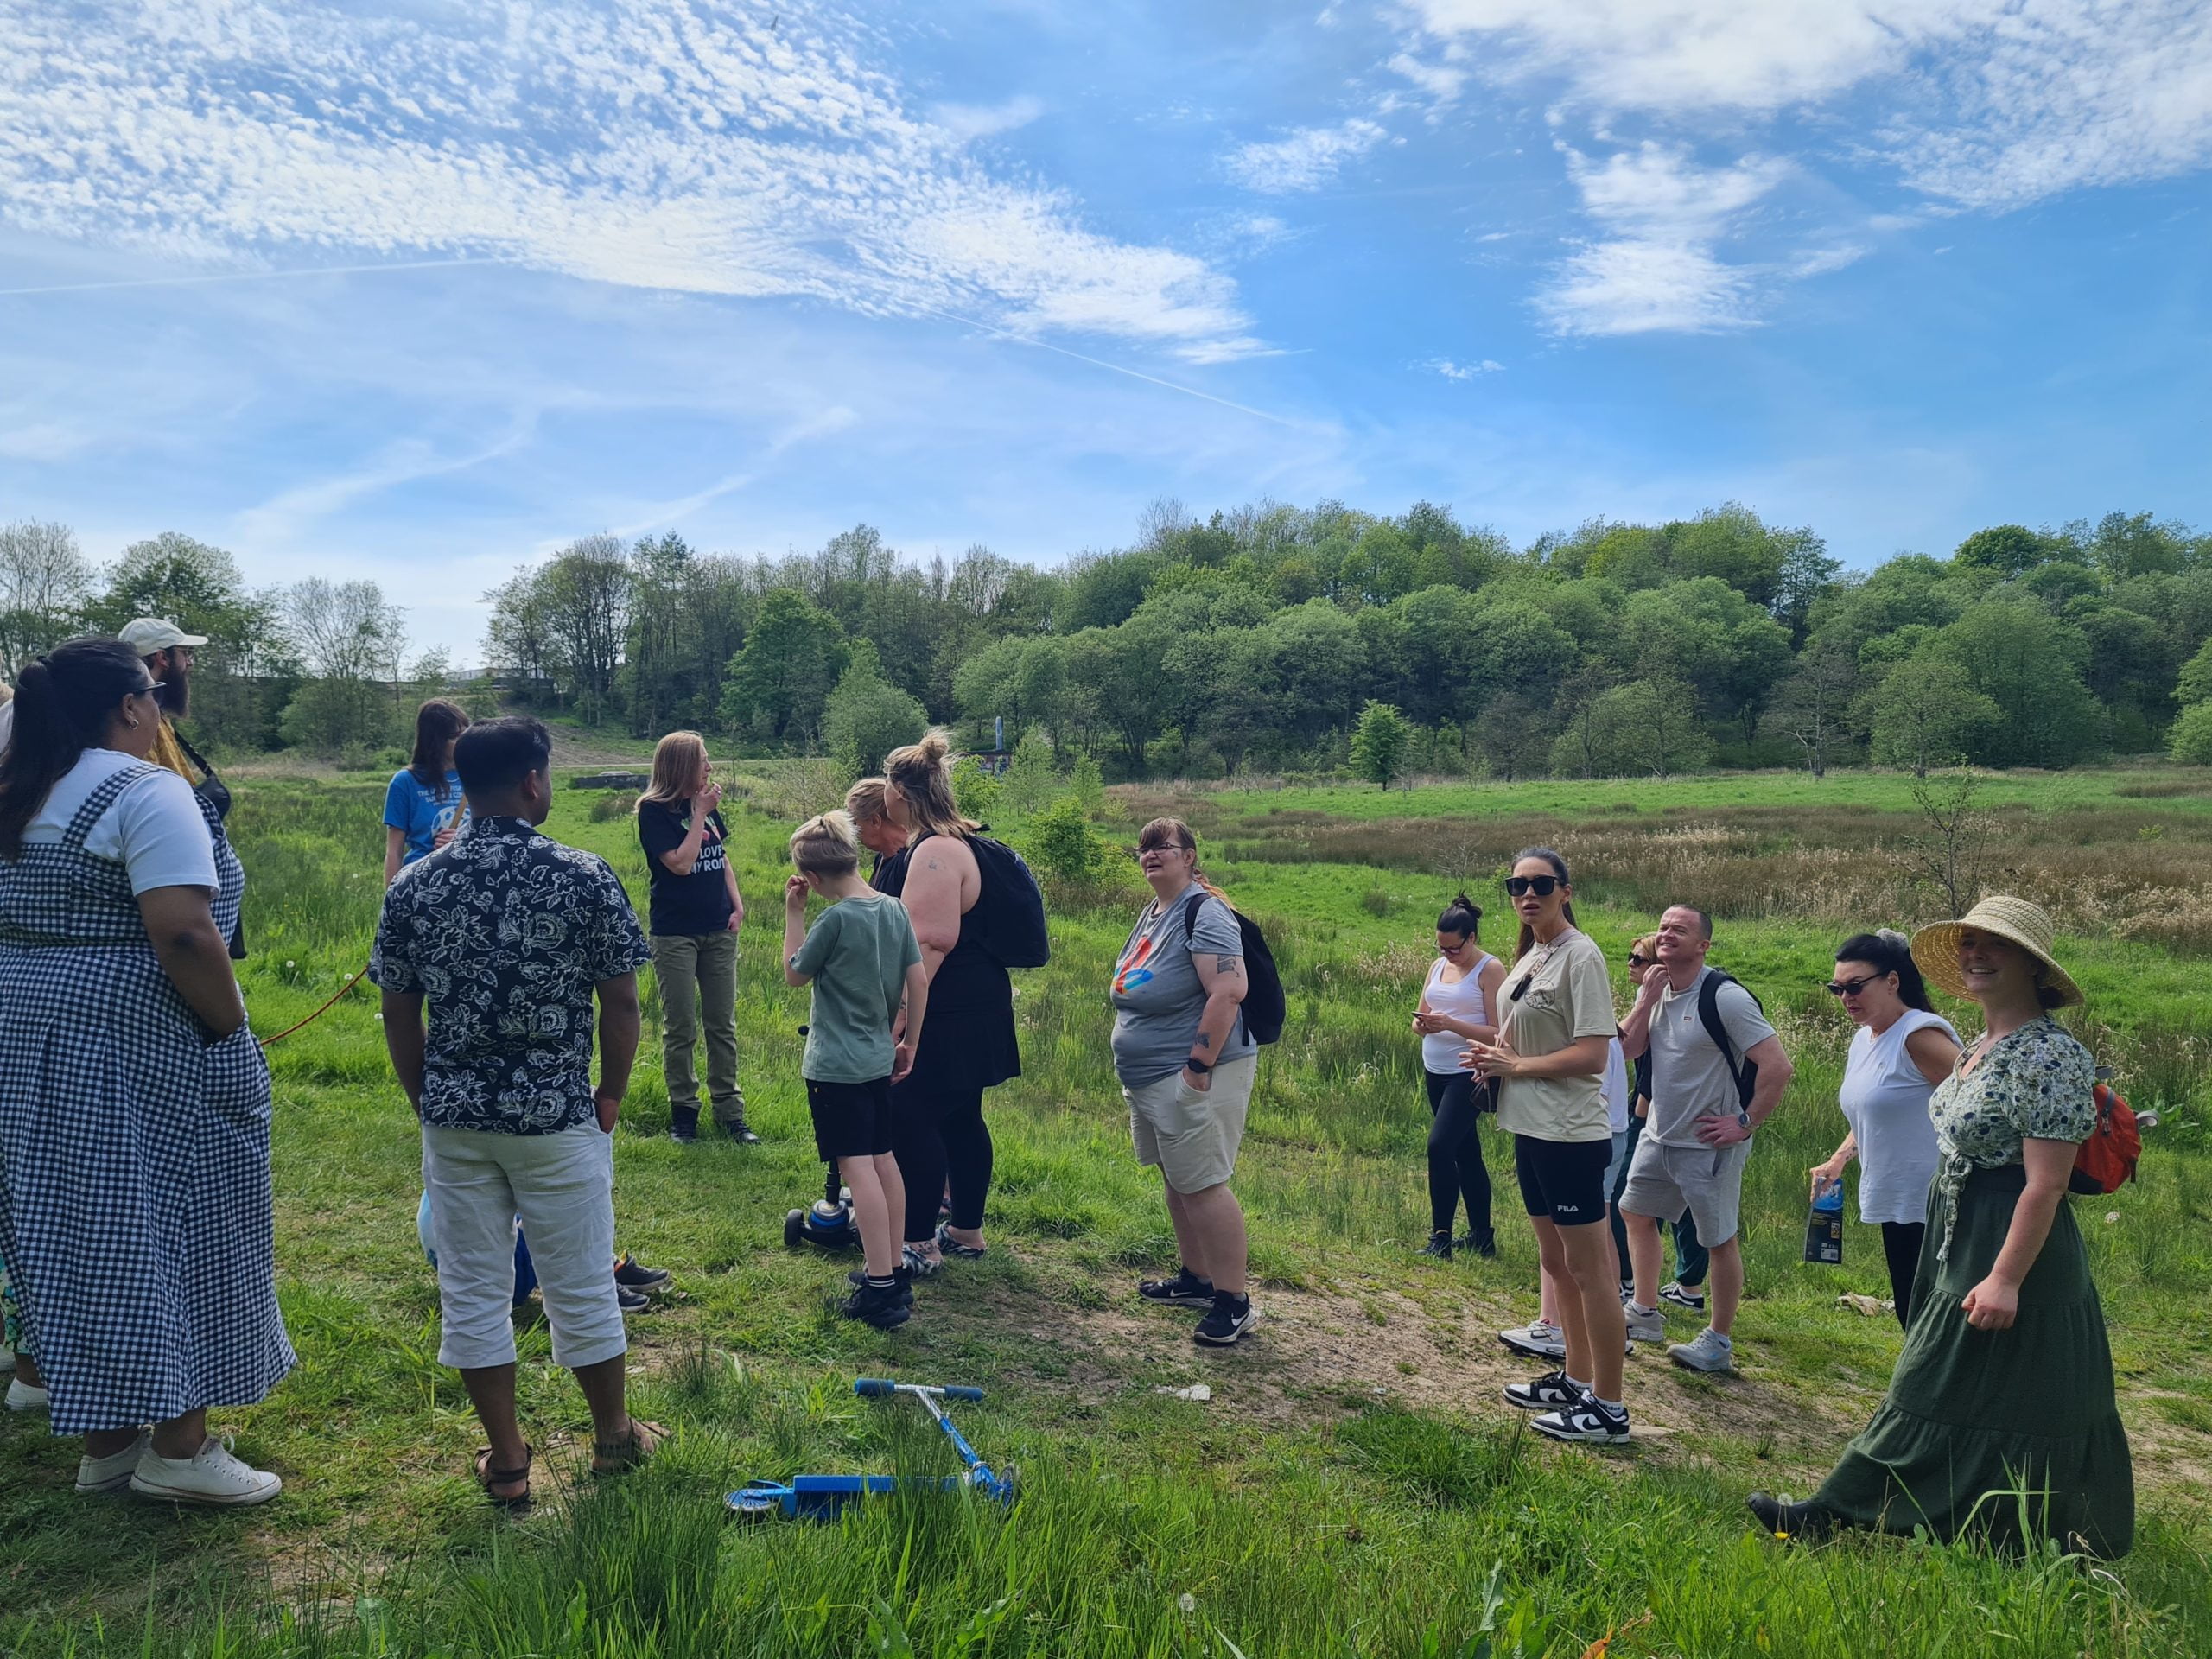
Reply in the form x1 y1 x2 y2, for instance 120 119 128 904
718 1116 761 1145
1747 1492 1834 1542
1418 1230 1454 1260
668 1107 700 1143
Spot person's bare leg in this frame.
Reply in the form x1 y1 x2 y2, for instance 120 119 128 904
1161 1183 1210 1285
1537 1264 1561 1327
458 1364 527 1493
1176 1182 1247 1296
573 1353 635 1449
873 1152 906 1263
842 1154 901 1279
1625 1210 1663 1308
16 1355 41 1389
1707 1236 1744 1338
1560 1222 1627 1402
1531 1218 1586 1382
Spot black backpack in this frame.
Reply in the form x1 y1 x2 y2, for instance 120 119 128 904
870 832 1050 970
1691 968 1763 1109
1178 891 1286 1046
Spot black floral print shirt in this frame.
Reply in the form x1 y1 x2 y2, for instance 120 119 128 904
370 817 652 1135
1928 1014 2095 1259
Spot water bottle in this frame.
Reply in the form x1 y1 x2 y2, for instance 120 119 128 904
1804 1177 1845 1265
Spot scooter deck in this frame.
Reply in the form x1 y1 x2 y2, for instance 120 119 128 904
727 1473 986 1520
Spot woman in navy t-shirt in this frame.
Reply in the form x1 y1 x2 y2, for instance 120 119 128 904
383 699 470 885
636 731 750 1142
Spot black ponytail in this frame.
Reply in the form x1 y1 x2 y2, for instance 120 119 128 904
0 638 151 859
1437 890 1483 941
1835 928 1932 1013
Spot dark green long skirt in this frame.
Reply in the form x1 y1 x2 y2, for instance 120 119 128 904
1813 1164 2134 1556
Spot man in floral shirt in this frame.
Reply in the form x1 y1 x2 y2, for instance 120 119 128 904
372 716 661 1504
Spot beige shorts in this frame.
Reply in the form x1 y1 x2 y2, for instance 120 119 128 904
1619 1135 1751 1249
1124 1053 1258 1195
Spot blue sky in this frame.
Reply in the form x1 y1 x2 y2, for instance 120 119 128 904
3 0 2210 656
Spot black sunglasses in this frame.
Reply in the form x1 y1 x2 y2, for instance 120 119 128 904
1826 974 1885 997
1628 952 1655 968
1503 874 1561 898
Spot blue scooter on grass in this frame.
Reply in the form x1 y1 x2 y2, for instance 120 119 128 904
727 1377 1018 1521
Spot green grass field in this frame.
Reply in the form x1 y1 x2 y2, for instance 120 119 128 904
3 766 2208 1657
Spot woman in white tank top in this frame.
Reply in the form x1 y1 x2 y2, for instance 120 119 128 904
1411 893 1507 1258
1809 930 1961 1327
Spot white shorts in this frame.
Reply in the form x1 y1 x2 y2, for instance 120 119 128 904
421 1123 625 1372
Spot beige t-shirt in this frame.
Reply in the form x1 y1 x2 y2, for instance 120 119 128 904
1493 929 1618 1144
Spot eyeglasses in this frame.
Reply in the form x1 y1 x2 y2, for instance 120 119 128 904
136 681 164 697
1134 843 1192 859
1503 874 1560 898
1826 975 1882 997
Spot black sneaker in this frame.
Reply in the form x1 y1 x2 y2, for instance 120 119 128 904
613 1254 671 1291
1417 1230 1453 1260
1659 1281 1707 1312
1138 1268 1216 1307
668 1117 699 1144
1747 1492 1834 1541
1502 1370 1584 1411
1462 1233 1498 1259
1532 1395 1631 1445
840 1279 912 1330
1192 1294 1257 1345
718 1119 761 1145
845 1265 916 1306
617 1286 650 1314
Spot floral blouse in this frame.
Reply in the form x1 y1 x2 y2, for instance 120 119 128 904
1927 1015 2095 1260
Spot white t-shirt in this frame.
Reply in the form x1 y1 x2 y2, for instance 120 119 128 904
1418 950 1496 1074
1647 967 1777 1147
1602 1035 1630 1135
22 748 217 893
1838 1008 1958 1225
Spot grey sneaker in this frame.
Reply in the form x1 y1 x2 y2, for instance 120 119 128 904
1669 1325 1736 1373
1659 1281 1706 1312
1497 1319 1566 1361
1623 1303 1667 1344
76 1430 150 1495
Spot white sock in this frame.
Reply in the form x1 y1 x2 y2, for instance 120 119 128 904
1595 1396 1625 1415
1628 1301 1656 1317
1566 1376 1592 1394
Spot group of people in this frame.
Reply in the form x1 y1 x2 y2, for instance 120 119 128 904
0 639 2134 1554
1414 848 2131 1554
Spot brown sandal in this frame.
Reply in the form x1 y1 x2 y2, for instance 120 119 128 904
591 1418 667 1476
474 1444 533 1510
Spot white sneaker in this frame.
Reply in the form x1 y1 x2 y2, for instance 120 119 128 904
1623 1303 1667 1344
5 1377 48 1413
1668 1325 1736 1374
1497 1319 1567 1361
129 1434 283 1506
76 1430 151 1495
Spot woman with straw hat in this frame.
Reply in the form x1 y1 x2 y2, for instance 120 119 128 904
1750 896 2132 1556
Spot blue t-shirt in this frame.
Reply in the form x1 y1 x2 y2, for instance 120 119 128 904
385 768 468 867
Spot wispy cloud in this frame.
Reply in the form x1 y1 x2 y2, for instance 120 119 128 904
930 95 1047 143
237 421 539 545
1427 357 1503 378
1225 118 1389 193
1538 144 1789 336
0 2 1257 363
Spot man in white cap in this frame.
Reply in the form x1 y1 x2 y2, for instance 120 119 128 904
118 617 215 792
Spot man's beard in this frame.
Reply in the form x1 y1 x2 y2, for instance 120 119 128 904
157 664 191 720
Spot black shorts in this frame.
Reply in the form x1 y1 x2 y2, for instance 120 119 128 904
1514 1134 1611 1227
805 1077 893 1161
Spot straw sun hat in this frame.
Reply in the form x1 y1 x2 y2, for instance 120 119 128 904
1910 895 2084 1009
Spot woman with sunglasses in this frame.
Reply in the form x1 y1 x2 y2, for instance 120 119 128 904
0 639 289 1503
1808 931 1960 1328
1752 897 2131 1557
1464 849 1629 1444
1411 893 1507 1259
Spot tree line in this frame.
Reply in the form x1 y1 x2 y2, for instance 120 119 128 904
9 500 2212 779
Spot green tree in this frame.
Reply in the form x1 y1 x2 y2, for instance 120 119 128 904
1026 792 1109 884
2168 701 2212 765
1618 577 1792 738
1865 653 2001 777
2176 637 2212 708
534 535 632 726
1938 598 2101 766
996 726 1058 818
1954 524 2053 578
720 588 849 745
1349 700 1412 789
89 531 291 750
821 640 927 780
1762 639 1859 779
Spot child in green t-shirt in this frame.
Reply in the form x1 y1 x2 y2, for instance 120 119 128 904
783 810 928 1329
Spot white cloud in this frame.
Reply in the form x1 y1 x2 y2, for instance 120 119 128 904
1225 118 1388 193
930 95 1046 143
1387 51 1469 107
0 2 1257 363
1427 358 1504 378
1538 144 1789 335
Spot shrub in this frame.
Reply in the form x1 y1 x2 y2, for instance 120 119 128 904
2169 701 2212 766
1027 793 1108 884
951 754 1002 822
590 791 638 822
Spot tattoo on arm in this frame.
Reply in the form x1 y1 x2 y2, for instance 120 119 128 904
1196 1031 1217 1051
1215 956 1243 977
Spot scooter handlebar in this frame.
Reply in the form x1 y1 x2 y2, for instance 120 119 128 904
854 1378 986 1402
854 1377 896 1396
944 1385 985 1402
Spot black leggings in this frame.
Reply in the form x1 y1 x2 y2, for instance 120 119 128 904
1423 1071 1493 1244
1881 1220 1926 1330
893 1085 993 1243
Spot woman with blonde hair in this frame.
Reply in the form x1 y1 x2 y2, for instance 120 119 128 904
845 777 909 882
874 733 1020 1271
636 732 749 1143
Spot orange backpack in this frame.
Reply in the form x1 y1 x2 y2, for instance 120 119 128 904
2069 1082 2141 1196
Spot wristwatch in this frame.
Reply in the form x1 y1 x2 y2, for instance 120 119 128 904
1185 1056 1213 1075
1737 1109 1752 1131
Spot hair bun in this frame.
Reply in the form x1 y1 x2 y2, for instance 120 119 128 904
1877 928 1909 948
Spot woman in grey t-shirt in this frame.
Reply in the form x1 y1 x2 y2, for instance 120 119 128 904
1110 817 1258 1346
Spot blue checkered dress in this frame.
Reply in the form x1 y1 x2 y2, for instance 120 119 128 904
0 762 294 1434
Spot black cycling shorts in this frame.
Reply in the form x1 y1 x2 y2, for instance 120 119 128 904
1514 1133 1611 1227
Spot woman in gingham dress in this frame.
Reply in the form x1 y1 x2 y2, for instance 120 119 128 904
0 639 291 1504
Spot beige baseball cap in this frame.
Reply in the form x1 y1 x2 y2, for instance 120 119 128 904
119 617 209 656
